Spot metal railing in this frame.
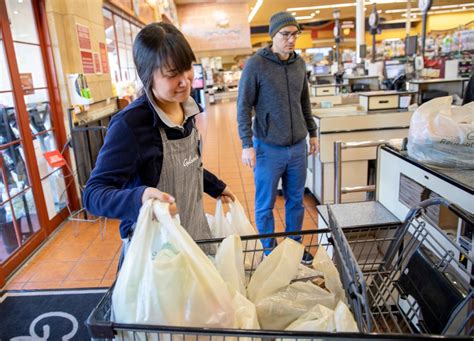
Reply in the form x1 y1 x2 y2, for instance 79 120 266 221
333 140 392 204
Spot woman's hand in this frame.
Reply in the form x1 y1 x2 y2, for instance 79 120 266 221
142 187 178 215
219 187 235 204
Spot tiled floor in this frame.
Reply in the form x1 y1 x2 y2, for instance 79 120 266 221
2 100 318 291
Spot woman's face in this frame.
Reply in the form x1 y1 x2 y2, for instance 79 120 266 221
151 66 194 104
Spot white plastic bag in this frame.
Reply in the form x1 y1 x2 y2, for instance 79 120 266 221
334 300 359 332
255 281 337 330
247 238 304 304
407 96 474 169
212 199 235 238
285 301 358 333
215 235 247 296
293 264 323 281
112 200 235 329
285 304 336 332
228 200 264 269
312 247 347 304
233 290 260 329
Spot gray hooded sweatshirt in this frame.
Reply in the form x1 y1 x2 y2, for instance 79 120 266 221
237 46 317 148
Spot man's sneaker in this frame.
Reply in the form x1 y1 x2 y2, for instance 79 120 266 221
301 250 314 265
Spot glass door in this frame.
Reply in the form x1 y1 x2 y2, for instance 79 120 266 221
0 0 72 285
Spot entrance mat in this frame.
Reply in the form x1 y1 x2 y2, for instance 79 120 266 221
0 288 107 340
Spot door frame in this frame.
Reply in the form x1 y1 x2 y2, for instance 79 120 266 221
0 0 78 286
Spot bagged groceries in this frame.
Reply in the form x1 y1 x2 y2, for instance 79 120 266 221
256 281 337 330
215 235 247 296
112 200 235 328
213 199 234 238
285 301 358 333
211 199 263 269
407 96 474 169
247 238 304 303
312 246 347 304
112 199 358 338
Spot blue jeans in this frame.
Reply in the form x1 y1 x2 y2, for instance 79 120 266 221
253 138 307 250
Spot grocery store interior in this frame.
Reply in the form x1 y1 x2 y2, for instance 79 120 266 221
0 0 472 339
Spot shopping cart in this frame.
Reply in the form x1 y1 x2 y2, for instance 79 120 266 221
328 198 473 337
86 198 473 340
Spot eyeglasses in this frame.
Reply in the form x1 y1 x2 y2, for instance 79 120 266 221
278 31 301 40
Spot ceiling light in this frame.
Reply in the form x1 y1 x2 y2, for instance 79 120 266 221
315 10 320 14
248 0 263 22
386 2 474 14
378 10 382 13
292 12 296 16
311 13 315 17
13 10 19 14
288 1 419 12
295 15 314 20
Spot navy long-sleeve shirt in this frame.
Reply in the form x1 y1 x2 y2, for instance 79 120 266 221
83 95 226 238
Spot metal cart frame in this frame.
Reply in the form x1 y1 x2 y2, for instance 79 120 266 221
87 198 473 340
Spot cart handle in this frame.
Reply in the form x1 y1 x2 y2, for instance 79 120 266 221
416 197 473 226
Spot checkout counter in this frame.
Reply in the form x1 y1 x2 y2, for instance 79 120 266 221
309 107 414 204
317 143 473 283
408 77 470 104
308 90 417 204
343 75 380 92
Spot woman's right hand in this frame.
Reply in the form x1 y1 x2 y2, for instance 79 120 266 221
142 187 178 216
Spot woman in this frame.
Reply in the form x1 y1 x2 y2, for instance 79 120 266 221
83 22 234 260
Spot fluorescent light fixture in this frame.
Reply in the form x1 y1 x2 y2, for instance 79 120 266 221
248 0 263 23
296 15 315 20
289 1 409 12
402 8 472 17
292 12 296 15
386 3 474 13
315 10 320 14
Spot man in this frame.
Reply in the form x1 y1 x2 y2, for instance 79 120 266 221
237 11 319 264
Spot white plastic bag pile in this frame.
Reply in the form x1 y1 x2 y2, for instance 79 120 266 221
112 199 358 341
407 96 474 169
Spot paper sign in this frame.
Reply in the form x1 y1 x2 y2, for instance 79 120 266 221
99 42 109 74
20 73 34 95
93 53 101 73
81 51 94 74
76 24 92 50
43 150 66 168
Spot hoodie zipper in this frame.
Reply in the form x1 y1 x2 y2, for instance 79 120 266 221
284 66 294 145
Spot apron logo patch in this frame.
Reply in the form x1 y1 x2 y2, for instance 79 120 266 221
183 155 199 167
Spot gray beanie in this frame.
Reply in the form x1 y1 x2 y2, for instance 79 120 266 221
269 11 300 38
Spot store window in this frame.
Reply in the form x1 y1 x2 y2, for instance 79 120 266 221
103 8 142 100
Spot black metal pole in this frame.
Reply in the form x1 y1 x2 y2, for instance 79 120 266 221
372 33 376 62
421 12 427 57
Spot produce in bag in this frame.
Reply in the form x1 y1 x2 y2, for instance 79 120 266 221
112 200 235 329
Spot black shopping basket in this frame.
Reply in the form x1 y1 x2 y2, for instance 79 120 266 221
86 198 473 340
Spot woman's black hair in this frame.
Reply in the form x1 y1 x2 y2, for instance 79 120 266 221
133 22 196 93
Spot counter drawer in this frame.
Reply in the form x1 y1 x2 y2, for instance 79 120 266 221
316 86 337 96
360 94 399 111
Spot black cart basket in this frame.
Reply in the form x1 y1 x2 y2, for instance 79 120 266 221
87 198 473 340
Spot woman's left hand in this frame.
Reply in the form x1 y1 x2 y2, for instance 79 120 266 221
219 187 235 204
